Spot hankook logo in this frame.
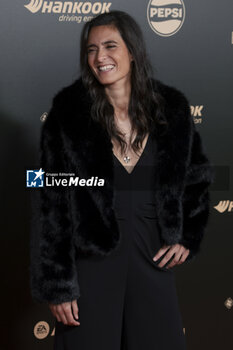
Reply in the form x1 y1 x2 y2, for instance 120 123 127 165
147 0 185 37
214 200 233 213
191 105 204 124
24 0 111 15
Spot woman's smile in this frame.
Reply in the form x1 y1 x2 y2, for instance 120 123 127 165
98 64 116 73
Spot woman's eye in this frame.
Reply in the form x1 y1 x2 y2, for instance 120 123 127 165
87 45 116 54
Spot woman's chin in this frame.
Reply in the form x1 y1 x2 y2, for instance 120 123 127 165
97 76 117 86
94 71 130 87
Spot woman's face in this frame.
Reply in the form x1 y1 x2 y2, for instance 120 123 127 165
87 25 133 86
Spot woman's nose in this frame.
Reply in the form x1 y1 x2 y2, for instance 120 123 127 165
95 48 107 62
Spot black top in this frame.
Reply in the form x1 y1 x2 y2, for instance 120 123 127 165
112 132 163 259
113 133 158 219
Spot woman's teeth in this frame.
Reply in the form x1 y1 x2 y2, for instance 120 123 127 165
98 65 115 72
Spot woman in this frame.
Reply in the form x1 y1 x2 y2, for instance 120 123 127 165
30 10 214 350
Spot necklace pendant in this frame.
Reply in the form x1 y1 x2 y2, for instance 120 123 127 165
123 155 131 163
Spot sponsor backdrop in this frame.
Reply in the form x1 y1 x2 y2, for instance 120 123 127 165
1 0 232 349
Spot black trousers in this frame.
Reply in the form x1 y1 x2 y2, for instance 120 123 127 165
54 213 187 350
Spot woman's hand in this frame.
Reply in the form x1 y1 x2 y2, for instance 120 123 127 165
49 299 80 326
152 244 190 269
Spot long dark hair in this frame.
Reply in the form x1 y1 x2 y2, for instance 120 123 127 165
80 10 167 156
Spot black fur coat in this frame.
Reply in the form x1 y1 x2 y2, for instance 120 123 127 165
29 77 215 304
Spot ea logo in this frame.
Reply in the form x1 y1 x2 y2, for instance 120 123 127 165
33 321 50 339
147 0 185 37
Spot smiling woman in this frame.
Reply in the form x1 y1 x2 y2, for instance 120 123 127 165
29 9 214 350
86 25 133 86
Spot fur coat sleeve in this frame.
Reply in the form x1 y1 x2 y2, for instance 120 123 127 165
29 94 81 305
179 119 214 261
